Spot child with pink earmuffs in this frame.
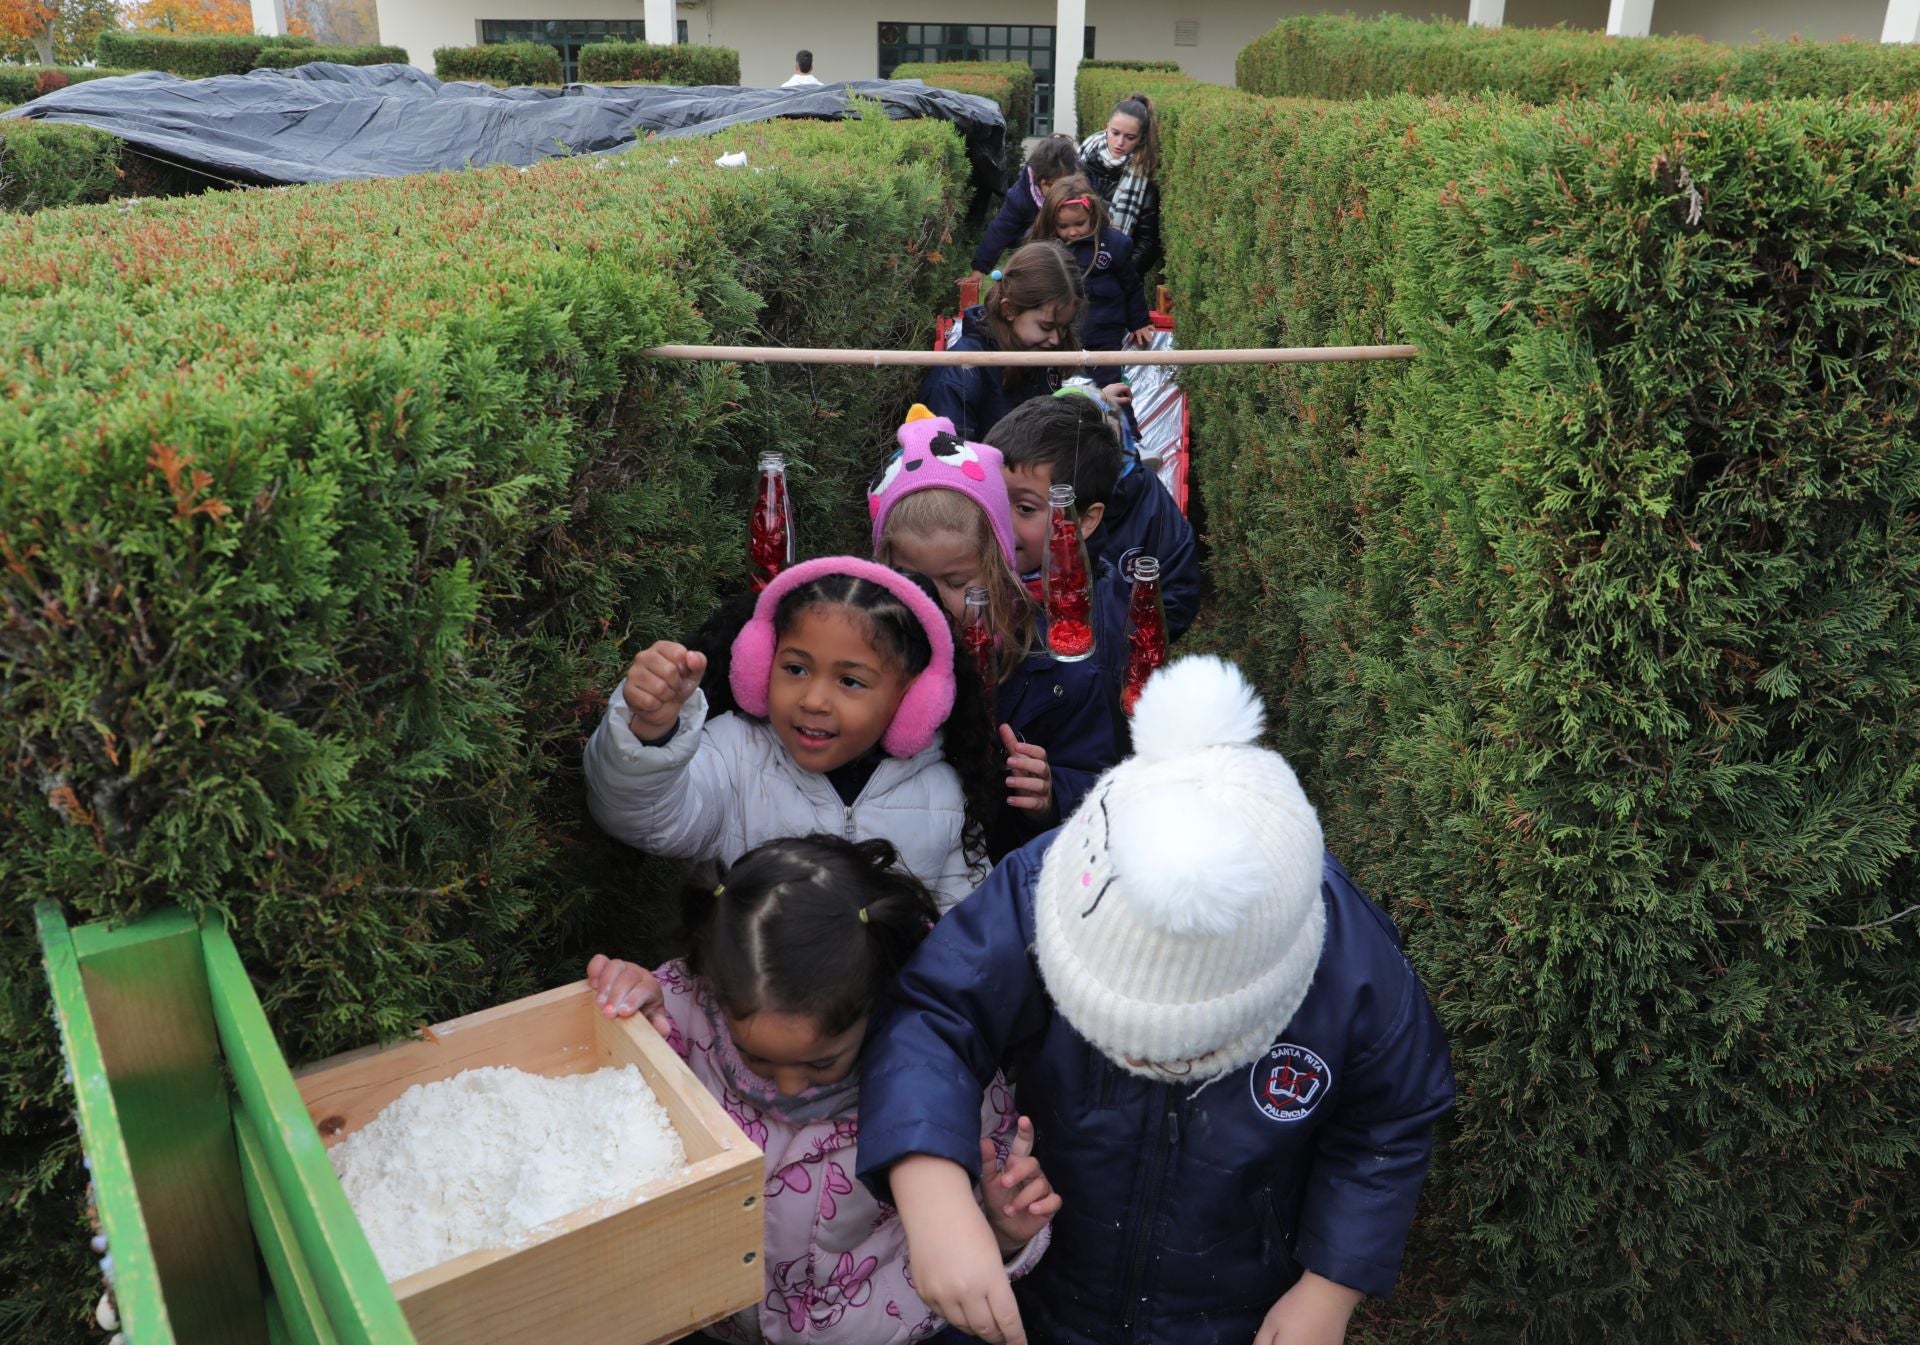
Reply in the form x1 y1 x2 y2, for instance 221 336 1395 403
583 555 1001 910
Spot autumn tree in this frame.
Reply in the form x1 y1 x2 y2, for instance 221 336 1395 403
123 0 253 34
0 0 118 64
285 0 377 44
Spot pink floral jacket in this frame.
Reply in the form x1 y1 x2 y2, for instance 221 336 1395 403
654 961 1048 1344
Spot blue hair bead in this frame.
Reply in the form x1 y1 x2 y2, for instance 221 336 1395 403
988 269 1003 282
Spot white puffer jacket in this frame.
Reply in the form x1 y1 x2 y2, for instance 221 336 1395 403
584 688 984 910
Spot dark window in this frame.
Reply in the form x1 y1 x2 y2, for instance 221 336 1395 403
480 17 691 83
877 20 1095 134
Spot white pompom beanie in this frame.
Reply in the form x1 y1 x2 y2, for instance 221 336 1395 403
1034 655 1327 1082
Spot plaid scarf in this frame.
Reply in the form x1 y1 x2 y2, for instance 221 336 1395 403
1080 131 1152 238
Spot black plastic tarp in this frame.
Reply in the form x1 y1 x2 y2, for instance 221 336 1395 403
1 62 1004 192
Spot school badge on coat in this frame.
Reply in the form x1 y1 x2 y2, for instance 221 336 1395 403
1251 1043 1330 1122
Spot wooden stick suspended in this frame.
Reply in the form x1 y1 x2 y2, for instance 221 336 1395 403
641 343 1419 367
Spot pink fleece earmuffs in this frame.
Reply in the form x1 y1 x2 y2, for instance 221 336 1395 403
728 556 958 758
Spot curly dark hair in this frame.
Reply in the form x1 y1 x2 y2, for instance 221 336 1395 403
681 569 1003 871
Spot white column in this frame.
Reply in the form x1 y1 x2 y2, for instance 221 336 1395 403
250 0 287 37
646 0 676 45
1055 0 1086 138
1467 0 1506 28
1884 0 1920 42
1606 0 1654 36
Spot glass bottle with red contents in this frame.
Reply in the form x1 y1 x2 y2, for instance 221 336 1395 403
749 451 794 591
1041 483 1095 663
961 585 997 725
1120 555 1169 715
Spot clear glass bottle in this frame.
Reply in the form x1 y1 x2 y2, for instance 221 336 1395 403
749 451 794 592
1120 555 1168 715
961 585 997 722
1041 483 1095 663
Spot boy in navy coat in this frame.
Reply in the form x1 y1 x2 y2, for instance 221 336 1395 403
988 392 1198 730
857 657 1455 1345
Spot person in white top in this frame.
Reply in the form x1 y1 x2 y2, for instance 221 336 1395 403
781 49 823 87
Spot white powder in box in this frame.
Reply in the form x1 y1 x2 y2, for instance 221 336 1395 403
329 1064 688 1282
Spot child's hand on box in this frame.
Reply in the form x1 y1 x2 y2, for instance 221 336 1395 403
977 1115 1060 1253
1253 1270 1363 1345
586 954 673 1038
621 641 707 743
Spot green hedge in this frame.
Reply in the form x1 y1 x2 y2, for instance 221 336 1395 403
890 59 1032 146
1079 58 1181 74
94 30 314 78
0 119 200 214
0 66 141 103
1086 65 1920 1344
0 110 968 1341
0 120 120 211
1238 14 1920 102
434 42 564 85
577 40 741 85
252 44 410 70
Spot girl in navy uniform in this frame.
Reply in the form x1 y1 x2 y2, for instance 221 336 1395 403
920 242 1130 442
857 657 1455 1345
1026 174 1153 382
969 134 1081 287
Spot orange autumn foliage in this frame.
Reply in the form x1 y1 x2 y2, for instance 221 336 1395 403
0 0 61 64
125 0 253 34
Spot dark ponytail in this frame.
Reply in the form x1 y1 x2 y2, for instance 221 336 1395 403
682 835 940 1036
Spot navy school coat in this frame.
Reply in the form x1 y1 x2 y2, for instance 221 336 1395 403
972 168 1044 272
857 835 1455 1345
920 306 1061 443
1064 226 1151 356
997 639 1119 830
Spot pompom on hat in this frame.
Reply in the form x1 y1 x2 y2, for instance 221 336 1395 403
869 405 1019 570
1034 655 1328 1082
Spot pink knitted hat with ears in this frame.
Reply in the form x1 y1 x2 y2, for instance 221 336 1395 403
869 405 1019 570
729 556 957 759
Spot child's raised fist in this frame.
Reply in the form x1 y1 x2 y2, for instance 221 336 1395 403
622 640 707 742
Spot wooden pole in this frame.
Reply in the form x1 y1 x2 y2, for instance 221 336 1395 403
640 344 1419 367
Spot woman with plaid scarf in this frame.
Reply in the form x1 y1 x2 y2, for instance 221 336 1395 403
1077 93 1163 279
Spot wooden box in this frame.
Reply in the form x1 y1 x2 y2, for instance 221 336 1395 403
295 982 764 1345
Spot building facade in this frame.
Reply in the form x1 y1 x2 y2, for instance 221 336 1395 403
367 0 1899 135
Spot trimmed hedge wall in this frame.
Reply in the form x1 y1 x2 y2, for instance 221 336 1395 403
1238 15 1920 102
577 40 741 86
95 30 315 78
252 44 410 70
0 119 120 211
0 66 141 104
1079 58 1180 74
0 111 968 1340
891 59 1031 145
434 41 564 85
0 120 201 214
1083 65 1920 1344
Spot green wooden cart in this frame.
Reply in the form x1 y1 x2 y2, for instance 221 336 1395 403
36 901 418 1345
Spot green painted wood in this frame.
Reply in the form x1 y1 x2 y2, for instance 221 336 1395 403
68 906 200 960
235 1096 340 1345
34 902 177 1345
70 912 269 1344
200 923 416 1345
266 1290 291 1345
